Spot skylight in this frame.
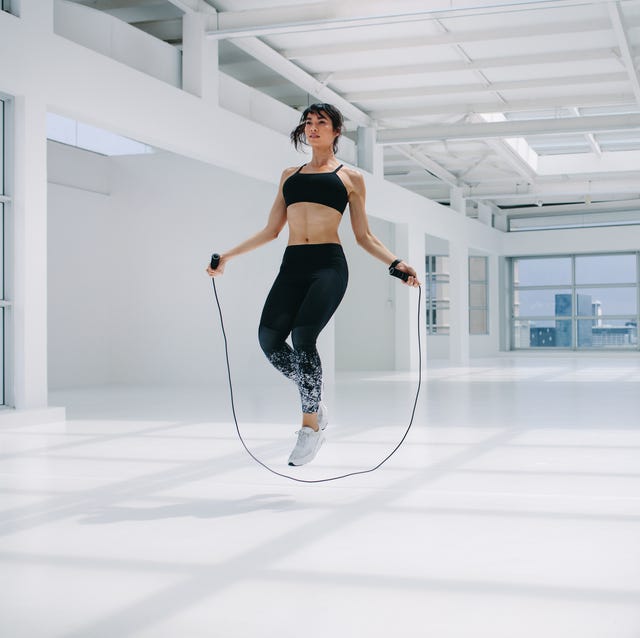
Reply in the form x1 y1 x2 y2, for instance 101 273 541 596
47 113 154 156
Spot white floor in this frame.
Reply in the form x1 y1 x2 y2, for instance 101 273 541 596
2 357 640 637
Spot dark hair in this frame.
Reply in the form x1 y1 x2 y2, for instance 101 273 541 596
290 103 344 154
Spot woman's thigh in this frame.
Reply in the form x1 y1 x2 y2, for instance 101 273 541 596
291 267 348 347
259 270 307 338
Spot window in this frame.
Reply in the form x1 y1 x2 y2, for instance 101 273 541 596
511 254 639 350
0 98 6 403
46 113 153 156
469 256 488 335
425 255 449 335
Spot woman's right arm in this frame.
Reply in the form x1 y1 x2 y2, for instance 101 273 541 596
206 169 292 277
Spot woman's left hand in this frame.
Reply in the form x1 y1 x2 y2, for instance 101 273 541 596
396 262 421 287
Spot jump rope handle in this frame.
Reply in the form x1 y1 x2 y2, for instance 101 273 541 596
389 266 409 282
210 253 221 270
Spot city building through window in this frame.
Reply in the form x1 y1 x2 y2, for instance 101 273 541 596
512 253 639 350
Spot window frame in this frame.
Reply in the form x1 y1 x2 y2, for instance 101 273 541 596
510 252 640 351
425 254 450 335
0 93 13 406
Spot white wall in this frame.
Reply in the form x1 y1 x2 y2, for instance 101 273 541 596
109 150 288 387
48 143 297 389
48 142 113 388
335 216 396 371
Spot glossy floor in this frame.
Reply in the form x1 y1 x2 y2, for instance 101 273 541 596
2 357 640 637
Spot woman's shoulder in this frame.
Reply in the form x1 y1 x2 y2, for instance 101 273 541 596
281 165 301 181
339 165 365 192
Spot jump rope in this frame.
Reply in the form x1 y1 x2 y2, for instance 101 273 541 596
209 253 422 483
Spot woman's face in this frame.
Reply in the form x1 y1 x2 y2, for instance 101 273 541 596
304 111 339 149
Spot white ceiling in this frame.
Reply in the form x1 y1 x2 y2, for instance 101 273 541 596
70 0 640 229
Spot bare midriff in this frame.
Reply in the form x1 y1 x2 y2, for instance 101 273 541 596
286 203 343 245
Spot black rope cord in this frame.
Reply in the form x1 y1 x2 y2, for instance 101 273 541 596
211 278 422 483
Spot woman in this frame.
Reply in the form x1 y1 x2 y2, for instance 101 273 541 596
207 103 420 467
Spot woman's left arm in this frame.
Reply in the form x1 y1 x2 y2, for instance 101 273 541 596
346 169 421 287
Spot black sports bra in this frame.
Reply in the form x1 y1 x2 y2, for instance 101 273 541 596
282 164 349 215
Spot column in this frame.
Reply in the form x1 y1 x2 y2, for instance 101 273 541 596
477 201 493 226
10 95 49 409
449 185 466 215
394 223 426 372
357 126 383 176
182 10 219 103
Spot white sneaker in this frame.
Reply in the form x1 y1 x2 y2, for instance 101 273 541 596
288 426 325 466
317 401 328 431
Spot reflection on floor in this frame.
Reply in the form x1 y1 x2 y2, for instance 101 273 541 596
2 357 640 637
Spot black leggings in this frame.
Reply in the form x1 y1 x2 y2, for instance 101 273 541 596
258 243 348 413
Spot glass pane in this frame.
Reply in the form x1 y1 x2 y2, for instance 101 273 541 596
514 289 572 317
513 319 573 348
0 100 4 195
435 256 449 275
576 287 637 316
469 283 486 307
434 307 450 332
0 203 3 299
514 257 572 286
469 256 487 281
470 308 487 334
580 319 638 348
430 283 449 300
575 254 637 284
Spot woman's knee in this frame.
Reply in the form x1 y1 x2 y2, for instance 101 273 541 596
258 325 285 355
291 326 318 352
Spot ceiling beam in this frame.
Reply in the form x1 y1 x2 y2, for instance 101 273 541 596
370 93 636 119
570 107 602 156
391 145 459 186
281 18 613 59
503 198 640 218
131 19 183 42
484 138 538 181
165 0 216 14
72 0 167 9
228 37 372 127
464 176 640 201
323 48 620 81
608 0 640 107
202 1 615 41
537 149 640 175
377 113 640 144
346 73 627 102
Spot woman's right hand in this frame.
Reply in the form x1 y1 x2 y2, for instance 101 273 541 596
206 254 228 277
